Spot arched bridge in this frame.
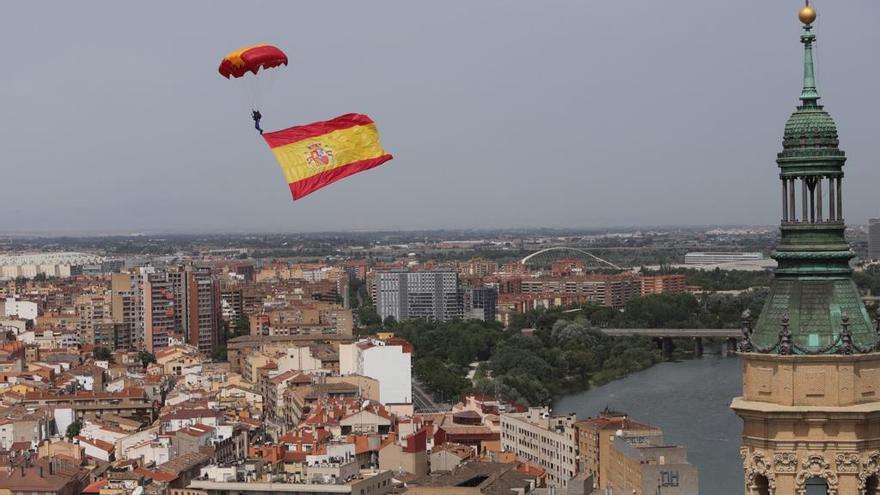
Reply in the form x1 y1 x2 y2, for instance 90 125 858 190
520 247 622 270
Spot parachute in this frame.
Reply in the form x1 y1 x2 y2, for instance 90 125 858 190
218 44 288 78
219 44 288 134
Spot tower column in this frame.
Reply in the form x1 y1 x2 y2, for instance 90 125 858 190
802 179 808 222
782 179 788 222
810 178 816 222
816 176 823 221
837 177 843 220
828 176 835 220
789 178 797 221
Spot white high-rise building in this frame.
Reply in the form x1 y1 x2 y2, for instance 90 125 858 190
339 338 412 405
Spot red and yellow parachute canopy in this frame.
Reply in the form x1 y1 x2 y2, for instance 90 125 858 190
218 44 288 79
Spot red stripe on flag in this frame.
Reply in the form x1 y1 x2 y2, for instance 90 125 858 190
289 154 393 200
263 114 376 148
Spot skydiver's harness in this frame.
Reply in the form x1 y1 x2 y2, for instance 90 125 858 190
252 110 263 135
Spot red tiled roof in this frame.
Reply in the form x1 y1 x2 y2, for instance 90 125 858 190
517 462 546 477
432 443 475 459
452 410 481 419
82 480 107 493
240 417 262 427
379 432 397 450
268 370 300 385
280 428 331 445
283 450 307 463
9 441 30 451
576 416 660 432
134 467 178 483
76 436 114 453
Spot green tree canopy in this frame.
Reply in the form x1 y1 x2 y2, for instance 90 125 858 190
93 346 115 363
138 351 157 368
66 420 82 439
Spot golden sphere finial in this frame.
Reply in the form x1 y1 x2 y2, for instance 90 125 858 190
799 2 817 25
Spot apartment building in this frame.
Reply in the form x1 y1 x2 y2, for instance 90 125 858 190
464 287 497 321
375 269 462 322
186 265 223 354
640 274 687 296
606 439 699 495
111 269 149 351
339 337 412 405
518 273 641 309
576 409 698 495
112 265 221 353
576 409 662 488
500 407 578 488
76 295 111 347
683 252 763 265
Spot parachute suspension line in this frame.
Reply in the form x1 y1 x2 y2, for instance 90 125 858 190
250 72 262 112
252 68 280 114
252 80 264 135
261 65 280 97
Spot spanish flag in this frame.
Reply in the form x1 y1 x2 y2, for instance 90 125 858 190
263 113 393 200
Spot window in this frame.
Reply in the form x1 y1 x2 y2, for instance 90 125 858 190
752 474 770 495
805 477 828 495
866 475 878 495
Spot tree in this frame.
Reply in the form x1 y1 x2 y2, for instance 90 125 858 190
357 305 381 327
94 346 115 363
138 351 157 368
234 315 250 337
413 358 471 402
211 346 228 362
66 420 82 439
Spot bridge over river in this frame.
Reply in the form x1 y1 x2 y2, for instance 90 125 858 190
598 328 740 355
600 328 739 338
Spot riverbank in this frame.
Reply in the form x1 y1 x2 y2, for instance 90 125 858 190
552 336 730 401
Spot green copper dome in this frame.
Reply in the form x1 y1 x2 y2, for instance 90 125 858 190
777 105 846 172
744 19 880 355
782 106 839 149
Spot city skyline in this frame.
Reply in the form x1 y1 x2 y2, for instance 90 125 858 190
2 1 879 233
0 4 877 495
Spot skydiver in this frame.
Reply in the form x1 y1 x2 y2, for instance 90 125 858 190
252 110 263 135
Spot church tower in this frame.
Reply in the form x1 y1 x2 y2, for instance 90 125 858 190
731 3 880 494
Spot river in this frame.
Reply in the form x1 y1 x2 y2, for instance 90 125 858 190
553 354 742 495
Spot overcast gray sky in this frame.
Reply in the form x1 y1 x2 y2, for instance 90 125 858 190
2 1 878 233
